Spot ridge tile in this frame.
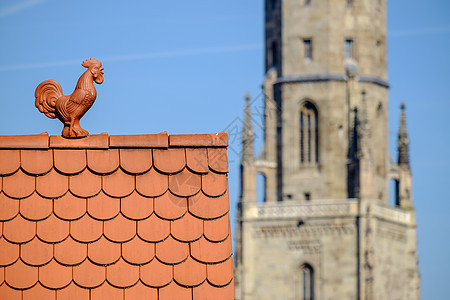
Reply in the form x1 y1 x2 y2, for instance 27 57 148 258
0 150 20 175
119 149 152 174
50 133 109 149
21 237 53 266
136 168 168 197
140 259 173 287
3 215 36 244
169 132 228 147
169 168 201 197
155 235 189 265
159 281 192 299
5 259 38 289
54 149 87 175
207 256 234 287
38 259 72 289
104 213 136 243
22 283 56 300
191 236 232 264
54 193 86 221
2 169 35 199
0 283 22 300
70 214 103 243
54 236 87 266
56 282 89 300
154 192 187 220
106 258 139 288
102 168 135 198
110 133 168 148
122 236 155 265
171 212 203 242
153 148 186 174
193 279 235 300
173 256 206 287
19 192 53 221
87 191 120 220
69 168 101 198
88 236 121 266
124 281 157 300
185 148 209 174
121 191 153 220
203 212 230 242
91 282 123 300
137 214 170 243
37 214 69 243
87 149 119 174
20 150 53 175
0 133 48 149
0 237 19 266
73 259 105 288
36 168 68 199
201 171 228 197
0 193 19 221
188 190 229 220
207 148 229 173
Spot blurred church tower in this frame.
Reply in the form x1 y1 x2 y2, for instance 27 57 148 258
235 0 420 299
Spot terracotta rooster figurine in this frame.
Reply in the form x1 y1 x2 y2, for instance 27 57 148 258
35 58 104 138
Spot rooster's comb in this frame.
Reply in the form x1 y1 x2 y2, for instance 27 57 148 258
82 58 102 68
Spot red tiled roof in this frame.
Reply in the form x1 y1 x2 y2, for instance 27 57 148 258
0 132 234 299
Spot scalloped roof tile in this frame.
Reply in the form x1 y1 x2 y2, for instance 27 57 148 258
0 132 234 299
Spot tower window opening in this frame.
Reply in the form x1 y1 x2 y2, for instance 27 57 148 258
300 102 319 165
301 264 314 300
303 39 313 60
345 39 354 59
304 193 311 201
305 0 311 6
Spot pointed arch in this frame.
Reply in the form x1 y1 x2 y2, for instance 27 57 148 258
300 263 314 300
299 100 319 165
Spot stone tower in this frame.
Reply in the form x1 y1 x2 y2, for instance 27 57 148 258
234 0 420 299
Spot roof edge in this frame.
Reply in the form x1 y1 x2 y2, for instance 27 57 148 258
0 131 228 149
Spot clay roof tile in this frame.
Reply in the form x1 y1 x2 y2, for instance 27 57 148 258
171 212 203 242
38 259 72 289
87 191 120 220
54 236 87 266
36 168 68 199
140 259 173 287
201 171 228 197
0 150 20 175
186 148 209 174
23 283 56 300
124 281 158 300
56 282 90 300
207 256 234 287
153 192 187 220
54 149 87 175
90 282 123 300
169 168 202 197
155 235 189 265
203 212 231 242
0 237 19 266
102 168 135 198
36 214 69 243
73 259 105 288
87 149 119 174
70 214 103 243
3 215 36 244
0 283 21 300
0 193 19 221
53 192 86 221
19 193 53 221
136 168 168 197
2 169 35 199
137 214 170 243
159 281 192 299
20 150 53 175
88 236 121 266
20 237 53 266
69 168 101 198
188 190 230 220
173 256 206 287
5 259 38 289
104 213 136 243
106 258 139 288
119 148 152 174
207 148 229 173
122 236 155 265
121 191 153 220
191 236 232 264
193 279 235 300
153 148 186 174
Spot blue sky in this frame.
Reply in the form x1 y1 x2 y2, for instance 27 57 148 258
0 0 449 298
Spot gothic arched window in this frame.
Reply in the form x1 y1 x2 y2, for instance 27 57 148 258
300 102 319 164
301 264 314 300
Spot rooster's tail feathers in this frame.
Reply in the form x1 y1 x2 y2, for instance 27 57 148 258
35 80 63 119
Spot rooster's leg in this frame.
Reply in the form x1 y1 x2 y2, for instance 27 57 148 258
70 118 89 137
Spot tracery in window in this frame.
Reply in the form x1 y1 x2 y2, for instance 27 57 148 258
300 102 318 164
